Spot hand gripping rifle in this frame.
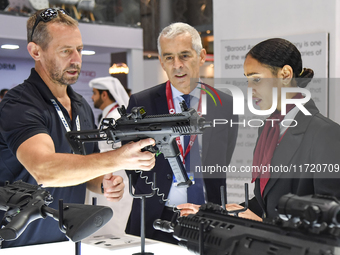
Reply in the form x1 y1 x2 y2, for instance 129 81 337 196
0 180 113 244
65 102 212 188
154 194 340 255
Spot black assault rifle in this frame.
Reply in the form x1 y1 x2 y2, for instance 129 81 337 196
0 180 113 244
154 194 340 255
65 102 212 188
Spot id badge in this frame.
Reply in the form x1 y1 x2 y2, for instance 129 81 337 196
173 172 195 185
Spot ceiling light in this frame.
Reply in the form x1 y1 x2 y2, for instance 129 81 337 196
82 50 95 55
1 44 19 50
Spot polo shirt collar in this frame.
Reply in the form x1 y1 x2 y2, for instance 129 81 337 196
27 68 83 104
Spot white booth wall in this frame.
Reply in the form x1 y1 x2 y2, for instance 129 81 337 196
0 13 145 95
214 0 340 123
213 0 340 203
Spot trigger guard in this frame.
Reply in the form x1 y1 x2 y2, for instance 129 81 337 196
142 145 158 154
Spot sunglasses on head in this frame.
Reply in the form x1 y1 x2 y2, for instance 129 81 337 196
30 8 68 42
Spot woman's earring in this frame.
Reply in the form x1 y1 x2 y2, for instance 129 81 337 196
283 79 290 86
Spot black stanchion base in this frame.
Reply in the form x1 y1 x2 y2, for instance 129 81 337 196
133 253 154 255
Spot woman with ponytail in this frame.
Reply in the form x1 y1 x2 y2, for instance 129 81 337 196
178 38 340 221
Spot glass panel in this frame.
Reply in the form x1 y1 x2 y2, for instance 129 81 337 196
0 0 141 28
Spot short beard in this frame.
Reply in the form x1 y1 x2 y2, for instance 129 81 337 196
94 98 104 109
48 62 81 86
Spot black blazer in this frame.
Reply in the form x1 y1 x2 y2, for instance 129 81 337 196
249 99 340 219
125 82 238 240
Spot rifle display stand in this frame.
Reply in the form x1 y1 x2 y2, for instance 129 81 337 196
58 199 82 255
220 185 226 210
227 183 249 216
129 172 156 255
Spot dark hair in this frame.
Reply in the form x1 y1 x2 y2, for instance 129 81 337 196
246 38 314 88
27 9 78 50
0 88 8 98
98 89 115 102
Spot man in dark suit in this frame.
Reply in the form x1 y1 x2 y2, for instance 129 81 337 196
125 22 238 243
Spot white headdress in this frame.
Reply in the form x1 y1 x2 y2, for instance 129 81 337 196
89 76 129 107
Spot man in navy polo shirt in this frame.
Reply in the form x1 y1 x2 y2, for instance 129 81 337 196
0 8 155 248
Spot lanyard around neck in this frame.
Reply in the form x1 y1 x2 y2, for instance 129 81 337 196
165 81 204 163
165 81 204 116
104 103 119 119
50 99 80 132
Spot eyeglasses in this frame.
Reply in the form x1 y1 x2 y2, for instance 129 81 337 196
30 8 68 42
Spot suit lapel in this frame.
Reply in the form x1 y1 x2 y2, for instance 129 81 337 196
202 95 216 164
262 100 318 199
154 82 169 114
262 129 304 198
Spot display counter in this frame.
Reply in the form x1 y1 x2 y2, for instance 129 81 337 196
1 234 193 255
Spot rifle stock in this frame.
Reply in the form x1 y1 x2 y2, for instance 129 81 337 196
0 180 113 243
